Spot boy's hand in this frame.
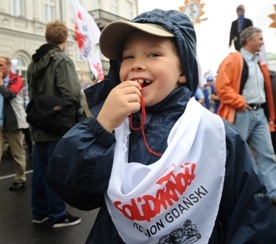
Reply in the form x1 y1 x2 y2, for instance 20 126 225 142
97 80 141 132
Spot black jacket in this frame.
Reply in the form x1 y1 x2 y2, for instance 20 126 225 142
27 44 81 142
229 17 253 51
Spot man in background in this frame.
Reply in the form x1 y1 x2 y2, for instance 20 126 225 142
0 56 28 191
27 20 82 228
229 5 253 51
216 26 276 205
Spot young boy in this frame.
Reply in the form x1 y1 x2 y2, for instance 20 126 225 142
47 9 276 243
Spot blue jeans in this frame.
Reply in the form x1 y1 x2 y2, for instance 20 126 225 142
234 108 276 198
31 141 66 225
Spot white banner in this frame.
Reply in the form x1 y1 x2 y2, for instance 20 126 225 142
70 0 100 57
70 0 104 80
87 50 104 82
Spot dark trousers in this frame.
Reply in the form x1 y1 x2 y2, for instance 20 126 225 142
31 141 66 225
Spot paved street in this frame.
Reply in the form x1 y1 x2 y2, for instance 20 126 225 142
0 152 98 244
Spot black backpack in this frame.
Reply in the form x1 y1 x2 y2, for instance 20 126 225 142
26 53 78 136
26 94 77 136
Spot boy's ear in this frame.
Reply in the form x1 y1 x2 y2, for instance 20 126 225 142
178 74 186 84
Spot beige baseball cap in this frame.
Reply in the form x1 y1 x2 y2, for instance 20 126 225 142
99 21 174 61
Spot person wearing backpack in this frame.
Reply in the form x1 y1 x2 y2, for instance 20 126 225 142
215 26 276 205
27 20 82 228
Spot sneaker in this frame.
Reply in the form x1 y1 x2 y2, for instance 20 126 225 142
33 217 48 224
9 182 26 191
51 212 81 228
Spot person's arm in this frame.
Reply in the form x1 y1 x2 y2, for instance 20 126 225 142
47 116 116 210
210 84 219 101
0 73 23 99
210 93 218 101
218 121 276 242
246 18 253 28
260 63 275 131
215 53 247 110
47 79 142 210
229 21 235 47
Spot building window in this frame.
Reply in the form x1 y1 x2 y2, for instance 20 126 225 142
44 0 56 23
125 0 133 19
11 0 26 17
111 0 118 15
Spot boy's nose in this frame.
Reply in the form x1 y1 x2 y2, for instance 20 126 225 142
131 62 145 72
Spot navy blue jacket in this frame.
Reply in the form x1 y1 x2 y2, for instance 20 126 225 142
47 9 276 244
47 83 276 243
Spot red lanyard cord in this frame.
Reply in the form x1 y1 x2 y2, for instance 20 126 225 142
129 95 163 157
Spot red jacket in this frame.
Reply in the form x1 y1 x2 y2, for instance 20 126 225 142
0 71 27 131
215 52 275 132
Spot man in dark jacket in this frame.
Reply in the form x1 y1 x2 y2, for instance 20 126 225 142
27 20 82 228
47 9 276 243
229 5 253 51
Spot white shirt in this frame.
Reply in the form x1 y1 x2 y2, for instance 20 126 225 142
240 48 266 104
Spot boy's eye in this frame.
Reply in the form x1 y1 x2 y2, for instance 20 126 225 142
149 53 160 58
122 55 134 60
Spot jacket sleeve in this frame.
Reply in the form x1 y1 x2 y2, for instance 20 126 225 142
260 63 275 132
229 22 234 46
215 53 246 109
46 116 115 211
217 120 276 243
0 72 23 99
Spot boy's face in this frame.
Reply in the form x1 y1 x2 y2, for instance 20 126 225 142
119 31 185 107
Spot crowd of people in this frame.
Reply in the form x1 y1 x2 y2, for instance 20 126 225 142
0 20 83 228
0 3 276 244
194 75 220 114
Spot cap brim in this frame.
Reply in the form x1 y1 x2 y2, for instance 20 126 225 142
99 21 174 61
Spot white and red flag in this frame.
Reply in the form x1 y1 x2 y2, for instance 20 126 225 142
87 50 104 82
70 0 103 80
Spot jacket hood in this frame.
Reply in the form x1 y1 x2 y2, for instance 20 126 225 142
85 9 198 110
32 44 59 63
99 9 198 95
133 9 198 95
29 44 61 77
